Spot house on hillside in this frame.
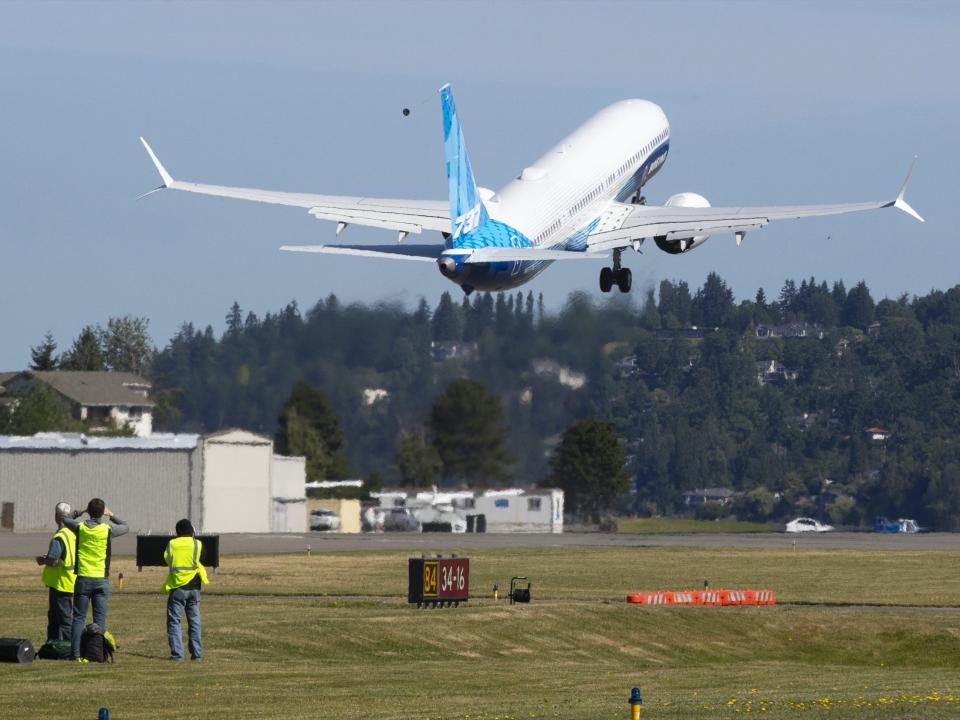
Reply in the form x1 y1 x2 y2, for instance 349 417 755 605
755 360 797 386
756 323 825 340
0 370 154 436
683 487 737 509
430 341 478 361
865 426 892 442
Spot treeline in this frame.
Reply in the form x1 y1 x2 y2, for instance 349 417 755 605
143 273 960 529
17 274 959 529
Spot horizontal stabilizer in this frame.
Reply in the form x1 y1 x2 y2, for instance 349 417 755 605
279 244 442 262
461 247 608 264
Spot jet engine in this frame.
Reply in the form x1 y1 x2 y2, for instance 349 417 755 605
654 192 711 254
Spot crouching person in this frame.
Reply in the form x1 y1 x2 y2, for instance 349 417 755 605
163 519 209 661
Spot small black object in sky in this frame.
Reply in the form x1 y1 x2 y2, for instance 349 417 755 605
402 108 411 117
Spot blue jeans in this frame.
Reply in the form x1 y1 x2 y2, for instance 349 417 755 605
167 587 202 660
71 577 110 658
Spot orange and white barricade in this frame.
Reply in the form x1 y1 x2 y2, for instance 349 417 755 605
627 588 777 606
626 592 671 605
754 589 776 605
727 590 747 605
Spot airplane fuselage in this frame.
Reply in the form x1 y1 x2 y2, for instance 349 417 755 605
440 100 670 293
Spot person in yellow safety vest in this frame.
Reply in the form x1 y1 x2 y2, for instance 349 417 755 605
61 497 129 660
34 502 77 641
163 519 209 661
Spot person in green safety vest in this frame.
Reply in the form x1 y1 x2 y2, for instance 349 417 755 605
34 502 77 641
163 519 209 661
62 497 129 660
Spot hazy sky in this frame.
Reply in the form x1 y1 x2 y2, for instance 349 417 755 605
1 1 957 368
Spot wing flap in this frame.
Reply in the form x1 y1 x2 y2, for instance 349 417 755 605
279 244 442 262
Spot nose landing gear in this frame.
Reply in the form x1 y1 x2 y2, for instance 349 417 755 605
599 249 631 293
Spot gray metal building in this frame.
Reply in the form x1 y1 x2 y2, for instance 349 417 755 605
0 429 305 533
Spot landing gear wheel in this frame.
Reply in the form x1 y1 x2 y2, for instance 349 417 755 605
599 267 614 293
616 268 632 293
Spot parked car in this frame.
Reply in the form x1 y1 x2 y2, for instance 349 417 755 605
874 516 920 533
309 509 341 532
382 508 421 532
785 517 833 533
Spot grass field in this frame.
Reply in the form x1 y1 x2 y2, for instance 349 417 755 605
1 545 959 719
617 517 776 534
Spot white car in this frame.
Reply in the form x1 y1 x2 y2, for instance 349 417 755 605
785 517 834 533
309 509 341 532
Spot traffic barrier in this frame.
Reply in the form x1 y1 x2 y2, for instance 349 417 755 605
627 589 776 607
753 589 776 605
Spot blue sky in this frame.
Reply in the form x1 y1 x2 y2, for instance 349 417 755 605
1 1 956 368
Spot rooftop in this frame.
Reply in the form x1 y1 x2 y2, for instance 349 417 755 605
29 371 154 408
0 432 200 451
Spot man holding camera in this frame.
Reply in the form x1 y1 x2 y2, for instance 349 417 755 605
61 498 129 660
35 502 77 641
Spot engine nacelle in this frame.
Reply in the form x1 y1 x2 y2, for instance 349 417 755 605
655 192 711 254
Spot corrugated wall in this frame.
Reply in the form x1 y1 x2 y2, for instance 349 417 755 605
0 448 199 532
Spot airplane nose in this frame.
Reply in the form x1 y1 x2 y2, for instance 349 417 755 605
437 255 458 278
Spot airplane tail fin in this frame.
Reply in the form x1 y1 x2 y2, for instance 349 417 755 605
440 84 488 247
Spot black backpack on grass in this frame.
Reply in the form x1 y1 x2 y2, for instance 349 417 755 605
80 624 116 663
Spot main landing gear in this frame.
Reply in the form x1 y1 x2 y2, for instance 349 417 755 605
599 249 631 293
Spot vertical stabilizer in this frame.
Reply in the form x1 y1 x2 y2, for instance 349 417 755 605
440 84 488 246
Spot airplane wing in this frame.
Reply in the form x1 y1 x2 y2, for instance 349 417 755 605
279 245 609 263
587 161 924 253
139 138 450 237
280 244 443 262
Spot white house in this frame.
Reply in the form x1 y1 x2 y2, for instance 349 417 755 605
0 371 154 436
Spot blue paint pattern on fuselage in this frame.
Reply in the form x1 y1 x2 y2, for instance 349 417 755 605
451 139 669 292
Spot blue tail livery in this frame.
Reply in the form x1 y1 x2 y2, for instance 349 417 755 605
440 83 488 246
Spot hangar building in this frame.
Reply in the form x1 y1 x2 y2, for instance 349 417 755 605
0 429 305 533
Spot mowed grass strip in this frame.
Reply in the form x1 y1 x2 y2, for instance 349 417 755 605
1 546 959 719
3 545 956 605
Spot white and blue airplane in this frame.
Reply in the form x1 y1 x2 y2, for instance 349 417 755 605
140 84 922 295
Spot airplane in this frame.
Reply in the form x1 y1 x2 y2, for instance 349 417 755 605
140 84 923 295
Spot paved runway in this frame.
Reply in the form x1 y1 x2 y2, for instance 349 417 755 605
2 530 959 557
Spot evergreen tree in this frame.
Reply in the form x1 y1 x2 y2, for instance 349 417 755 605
843 281 875 330
831 280 847 310
431 292 463 341
779 279 798 316
225 302 243 337
29 332 58 370
60 326 106 371
428 379 511 485
545 418 629 518
692 273 734 327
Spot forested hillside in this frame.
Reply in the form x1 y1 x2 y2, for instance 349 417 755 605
148 274 960 529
